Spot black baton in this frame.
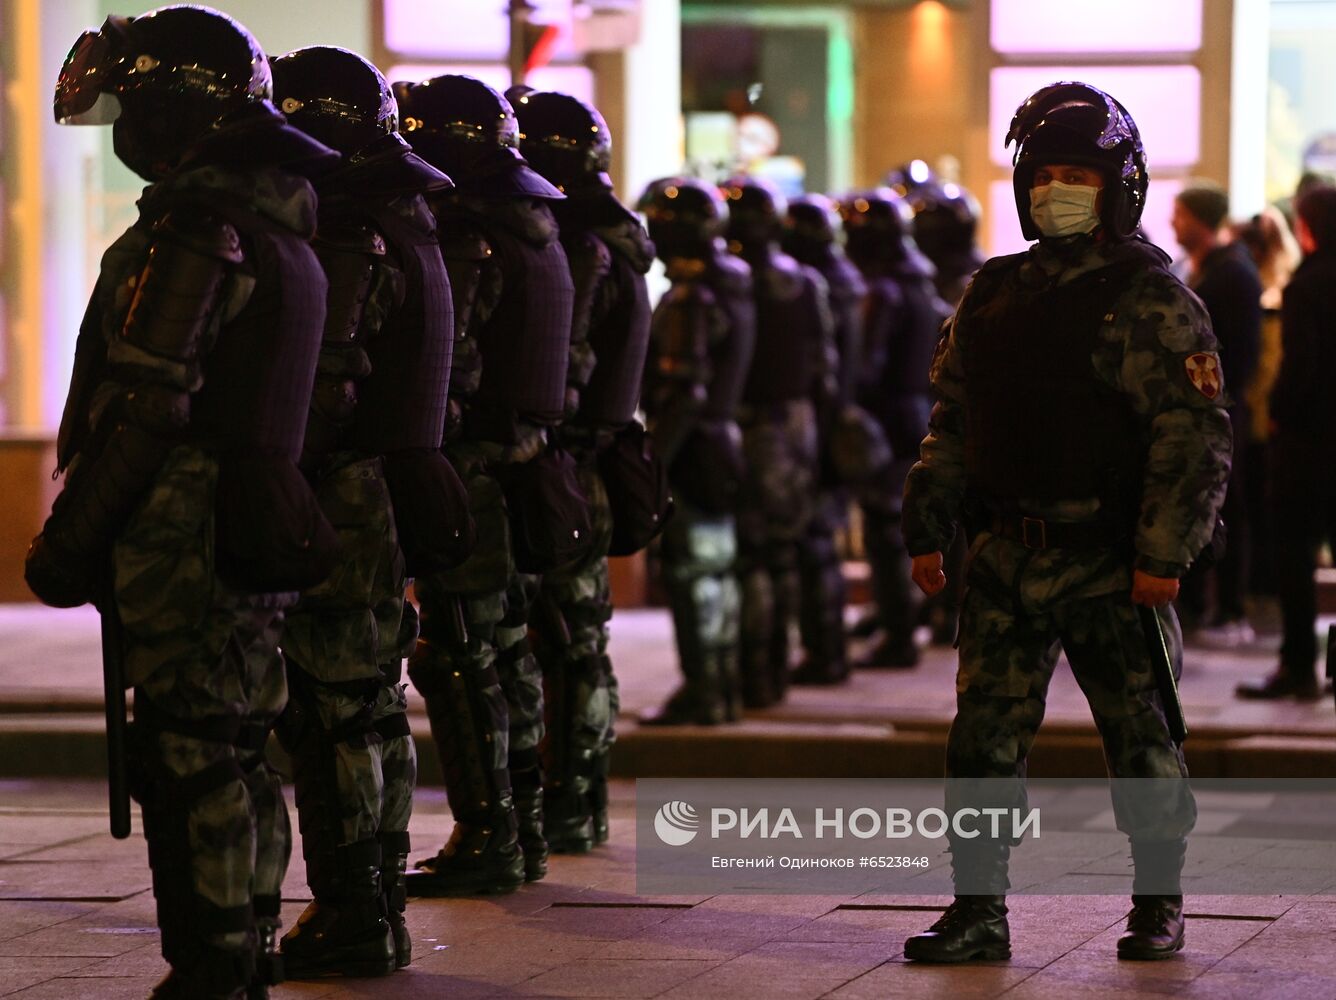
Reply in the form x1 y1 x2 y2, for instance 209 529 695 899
1139 604 1187 746
100 600 132 839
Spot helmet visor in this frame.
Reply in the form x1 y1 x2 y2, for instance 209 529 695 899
53 23 125 125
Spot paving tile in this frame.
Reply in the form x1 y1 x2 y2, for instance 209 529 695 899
287 967 497 999
0 861 150 901
656 940 891 998
1181 969 1336 1000
6 977 161 999
63 942 167 979
6 835 145 865
515 904 681 941
779 906 945 944
512 957 720 998
829 960 1037 999
0 901 99 942
0 957 102 997
0 897 158 958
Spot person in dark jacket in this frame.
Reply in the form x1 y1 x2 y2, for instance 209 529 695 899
28 9 339 997
1238 184 1336 701
1171 181 1262 645
271 46 466 978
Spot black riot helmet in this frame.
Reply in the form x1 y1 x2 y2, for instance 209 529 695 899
272 46 450 194
841 188 932 274
1006 81 1148 241
721 176 786 252
394 74 562 199
638 176 727 259
513 90 613 193
885 158 939 196
884 163 982 272
54 5 273 181
782 193 842 263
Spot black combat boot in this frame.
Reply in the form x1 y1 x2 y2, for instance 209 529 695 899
589 749 611 845
248 893 284 997
281 839 396 979
406 643 525 896
541 654 598 853
378 831 411 969
151 944 256 1000
1117 895 1185 959
512 765 550 881
643 601 733 724
903 896 1011 962
1120 837 1187 959
854 630 920 669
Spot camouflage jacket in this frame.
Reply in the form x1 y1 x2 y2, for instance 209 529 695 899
903 235 1232 591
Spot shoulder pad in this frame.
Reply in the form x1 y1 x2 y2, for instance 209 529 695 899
977 250 1029 276
312 220 387 256
438 227 492 263
710 253 753 293
566 230 614 273
152 210 243 264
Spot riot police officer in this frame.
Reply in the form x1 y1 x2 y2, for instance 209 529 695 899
29 8 340 997
638 177 756 725
722 177 835 707
902 82 1231 963
842 189 948 668
513 90 655 851
781 194 867 685
886 160 985 308
395 75 576 894
271 46 468 977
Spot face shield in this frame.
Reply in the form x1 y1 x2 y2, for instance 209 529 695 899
53 16 135 125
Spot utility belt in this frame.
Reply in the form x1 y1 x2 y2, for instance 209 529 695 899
968 497 1131 552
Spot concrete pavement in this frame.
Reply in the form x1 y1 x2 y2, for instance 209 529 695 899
3 778 1336 999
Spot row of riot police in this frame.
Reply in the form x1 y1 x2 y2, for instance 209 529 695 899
26 8 662 998
635 168 984 725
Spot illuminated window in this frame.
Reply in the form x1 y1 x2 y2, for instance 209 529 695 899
990 66 1201 170
991 0 1201 54
384 0 575 60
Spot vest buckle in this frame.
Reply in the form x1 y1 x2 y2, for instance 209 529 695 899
1021 516 1048 549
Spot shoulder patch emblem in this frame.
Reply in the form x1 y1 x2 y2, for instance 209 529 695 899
1185 352 1221 400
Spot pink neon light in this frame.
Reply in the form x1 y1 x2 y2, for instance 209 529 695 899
990 66 1201 169
384 0 575 60
987 177 1187 259
991 0 1201 53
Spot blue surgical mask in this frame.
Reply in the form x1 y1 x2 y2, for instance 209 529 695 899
1029 180 1101 238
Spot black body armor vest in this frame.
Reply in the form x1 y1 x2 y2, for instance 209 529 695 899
704 252 756 421
356 196 454 453
817 254 867 405
473 210 574 425
580 237 652 426
181 194 326 460
742 249 823 406
959 255 1149 503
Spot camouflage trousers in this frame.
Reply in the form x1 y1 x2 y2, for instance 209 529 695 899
409 443 544 775
115 446 292 971
277 455 418 887
658 500 741 706
945 538 1196 880
534 450 617 789
737 401 819 702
